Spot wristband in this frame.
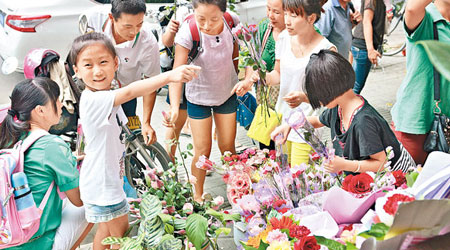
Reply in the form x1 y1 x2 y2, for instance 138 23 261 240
354 161 361 172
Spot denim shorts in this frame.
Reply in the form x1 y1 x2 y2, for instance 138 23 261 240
187 94 237 119
84 199 129 223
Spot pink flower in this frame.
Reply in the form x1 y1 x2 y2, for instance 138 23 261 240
182 203 193 215
167 206 176 214
151 180 164 189
212 196 224 207
195 155 215 171
248 24 258 33
266 229 289 244
237 194 261 213
188 175 197 185
285 108 307 130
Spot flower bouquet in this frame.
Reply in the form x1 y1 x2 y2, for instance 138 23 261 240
234 23 279 126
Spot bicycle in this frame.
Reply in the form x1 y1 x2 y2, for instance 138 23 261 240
118 117 172 190
382 0 407 56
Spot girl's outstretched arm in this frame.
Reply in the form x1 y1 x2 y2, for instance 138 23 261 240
265 60 281 86
324 151 387 173
113 64 200 107
307 116 324 129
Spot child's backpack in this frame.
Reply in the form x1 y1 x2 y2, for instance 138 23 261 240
184 12 237 63
0 130 55 248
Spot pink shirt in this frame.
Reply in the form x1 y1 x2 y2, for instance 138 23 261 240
175 12 239 106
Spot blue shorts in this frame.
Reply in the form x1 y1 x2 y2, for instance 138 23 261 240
187 94 237 119
84 199 129 223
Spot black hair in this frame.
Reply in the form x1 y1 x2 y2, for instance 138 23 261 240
304 50 355 109
192 0 227 12
282 0 325 22
111 0 147 20
69 32 117 66
0 77 60 148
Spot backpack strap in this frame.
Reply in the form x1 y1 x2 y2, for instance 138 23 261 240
186 14 202 64
15 130 49 173
38 181 55 210
186 12 236 64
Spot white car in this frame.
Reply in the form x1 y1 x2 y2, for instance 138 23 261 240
0 0 266 72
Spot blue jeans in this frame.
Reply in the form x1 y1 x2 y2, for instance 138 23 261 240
351 46 372 94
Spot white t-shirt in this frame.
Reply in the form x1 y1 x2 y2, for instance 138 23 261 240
86 9 160 86
79 89 128 206
174 12 239 106
275 30 335 143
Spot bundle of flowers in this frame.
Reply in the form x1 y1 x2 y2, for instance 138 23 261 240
233 23 277 123
242 213 321 250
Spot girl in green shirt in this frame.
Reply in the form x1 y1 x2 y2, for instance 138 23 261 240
0 77 88 249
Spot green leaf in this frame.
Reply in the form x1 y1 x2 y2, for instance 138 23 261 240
139 216 165 248
158 213 174 223
406 172 419 188
101 236 130 245
165 223 175 234
187 143 194 150
155 237 183 250
206 209 224 221
186 214 208 250
240 241 258 250
215 227 231 237
358 223 390 240
416 41 450 80
346 242 359 250
315 236 346 250
223 213 242 222
173 218 187 230
258 240 269 250
140 194 162 221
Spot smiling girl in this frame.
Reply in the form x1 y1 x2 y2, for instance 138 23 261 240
69 32 199 250
166 0 240 202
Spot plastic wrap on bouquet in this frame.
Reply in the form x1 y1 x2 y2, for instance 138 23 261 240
323 186 386 224
299 211 339 238
285 107 333 160
412 151 450 199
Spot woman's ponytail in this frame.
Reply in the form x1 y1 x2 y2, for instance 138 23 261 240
0 77 60 148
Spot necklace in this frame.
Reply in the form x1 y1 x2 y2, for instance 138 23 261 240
338 95 365 133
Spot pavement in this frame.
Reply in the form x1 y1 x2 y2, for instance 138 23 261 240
0 35 407 250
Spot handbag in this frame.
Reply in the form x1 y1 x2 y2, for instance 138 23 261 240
247 104 282 146
423 23 450 153
237 92 257 130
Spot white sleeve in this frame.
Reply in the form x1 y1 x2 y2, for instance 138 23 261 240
275 31 287 60
80 90 116 128
140 30 161 78
174 20 193 50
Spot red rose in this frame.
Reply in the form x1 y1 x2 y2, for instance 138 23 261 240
342 173 374 194
294 236 320 250
392 170 406 188
383 194 415 215
289 225 311 239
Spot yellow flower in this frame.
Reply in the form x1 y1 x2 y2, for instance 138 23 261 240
246 225 273 248
251 171 261 183
267 240 291 250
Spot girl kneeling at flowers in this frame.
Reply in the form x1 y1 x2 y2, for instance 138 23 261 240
272 50 415 173
70 32 199 250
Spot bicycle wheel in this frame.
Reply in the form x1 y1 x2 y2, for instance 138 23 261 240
383 16 406 56
125 132 172 189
